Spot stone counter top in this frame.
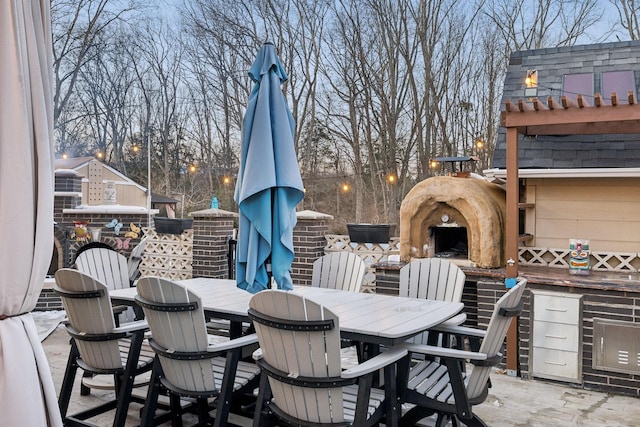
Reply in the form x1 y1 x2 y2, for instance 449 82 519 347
466 265 640 293
374 260 640 292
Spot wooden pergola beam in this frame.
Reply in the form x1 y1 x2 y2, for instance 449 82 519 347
501 102 640 135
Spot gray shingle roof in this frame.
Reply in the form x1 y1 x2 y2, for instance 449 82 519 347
493 40 640 169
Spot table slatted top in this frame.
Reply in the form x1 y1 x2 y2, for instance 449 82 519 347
111 278 463 345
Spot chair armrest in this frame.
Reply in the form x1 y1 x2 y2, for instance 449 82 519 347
252 348 263 361
112 305 128 315
341 347 407 379
207 333 259 352
430 323 486 339
113 320 148 334
401 343 488 362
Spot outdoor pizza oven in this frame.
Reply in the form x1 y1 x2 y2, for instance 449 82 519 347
399 175 506 268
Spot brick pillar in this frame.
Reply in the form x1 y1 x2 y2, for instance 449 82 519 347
292 210 334 286
191 208 237 279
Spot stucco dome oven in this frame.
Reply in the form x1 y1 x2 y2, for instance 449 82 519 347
399 175 506 268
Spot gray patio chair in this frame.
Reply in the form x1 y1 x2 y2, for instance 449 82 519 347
399 258 467 347
135 276 261 427
75 246 136 324
311 251 367 292
75 246 141 395
54 268 154 427
399 279 527 427
312 251 369 356
127 236 147 283
248 289 408 427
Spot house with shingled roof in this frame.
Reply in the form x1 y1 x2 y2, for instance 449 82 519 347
488 40 640 255
486 40 640 396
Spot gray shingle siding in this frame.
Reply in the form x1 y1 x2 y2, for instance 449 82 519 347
493 40 640 169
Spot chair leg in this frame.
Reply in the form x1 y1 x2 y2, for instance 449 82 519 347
140 358 163 427
80 372 92 395
213 349 241 427
170 393 183 427
252 374 271 427
58 339 80 418
456 414 488 427
384 361 400 427
400 406 437 426
196 398 210 425
113 331 145 427
353 374 374 426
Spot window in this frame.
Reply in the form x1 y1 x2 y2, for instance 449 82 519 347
562 73 594 104
602 70 636 104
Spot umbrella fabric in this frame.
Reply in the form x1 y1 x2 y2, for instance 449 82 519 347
0 1 61 425
235 43 304 293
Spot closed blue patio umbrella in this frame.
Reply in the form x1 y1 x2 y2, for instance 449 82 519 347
234 42 304 293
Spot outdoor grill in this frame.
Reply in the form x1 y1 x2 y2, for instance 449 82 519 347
399 175 506 268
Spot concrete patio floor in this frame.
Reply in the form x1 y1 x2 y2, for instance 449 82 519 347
42 323 639 426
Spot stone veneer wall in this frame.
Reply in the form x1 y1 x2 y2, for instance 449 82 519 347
191 208 237 279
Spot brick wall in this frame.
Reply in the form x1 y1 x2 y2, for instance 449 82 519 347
291 212 333 286
191 208 237 279
35 289 64 311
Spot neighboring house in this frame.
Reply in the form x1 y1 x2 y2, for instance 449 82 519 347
489 40 640 255
54 156 178 214
489 41 640 394
55 156 148 207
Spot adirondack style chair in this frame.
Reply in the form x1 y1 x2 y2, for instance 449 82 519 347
399 258 467 348
398 279 527 427
134 277 261 427
248 290 408 427
54 268 155 427
127 236 147 283
311 252 367 292
75 247 137 324
75 247 141 395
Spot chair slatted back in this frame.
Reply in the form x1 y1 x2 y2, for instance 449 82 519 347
250 290 344 424
399 258 465 345
54 268 123 370
76 247 131 290
466 279 527 400
399 258 465 302
127 237 147 283
136 277 216 392
311 252 367 292
76 247 136 322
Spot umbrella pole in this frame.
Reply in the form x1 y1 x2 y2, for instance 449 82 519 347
266 257 273 289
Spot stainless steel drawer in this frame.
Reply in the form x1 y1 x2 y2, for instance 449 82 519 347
532 292 581 325
531 347 580 382
533 320 579 352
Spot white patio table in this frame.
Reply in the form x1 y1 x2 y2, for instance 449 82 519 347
110 277 463 347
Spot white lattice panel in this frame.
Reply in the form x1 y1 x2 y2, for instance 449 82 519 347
140 228 192 280
519 247 640 272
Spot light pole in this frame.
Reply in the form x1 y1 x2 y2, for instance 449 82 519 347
147 134 152 226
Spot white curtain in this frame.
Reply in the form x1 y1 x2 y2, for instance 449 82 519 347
0 1 62 425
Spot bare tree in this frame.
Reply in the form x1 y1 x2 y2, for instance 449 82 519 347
484 0 602 51
611 0 640 39
51 0 143 125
